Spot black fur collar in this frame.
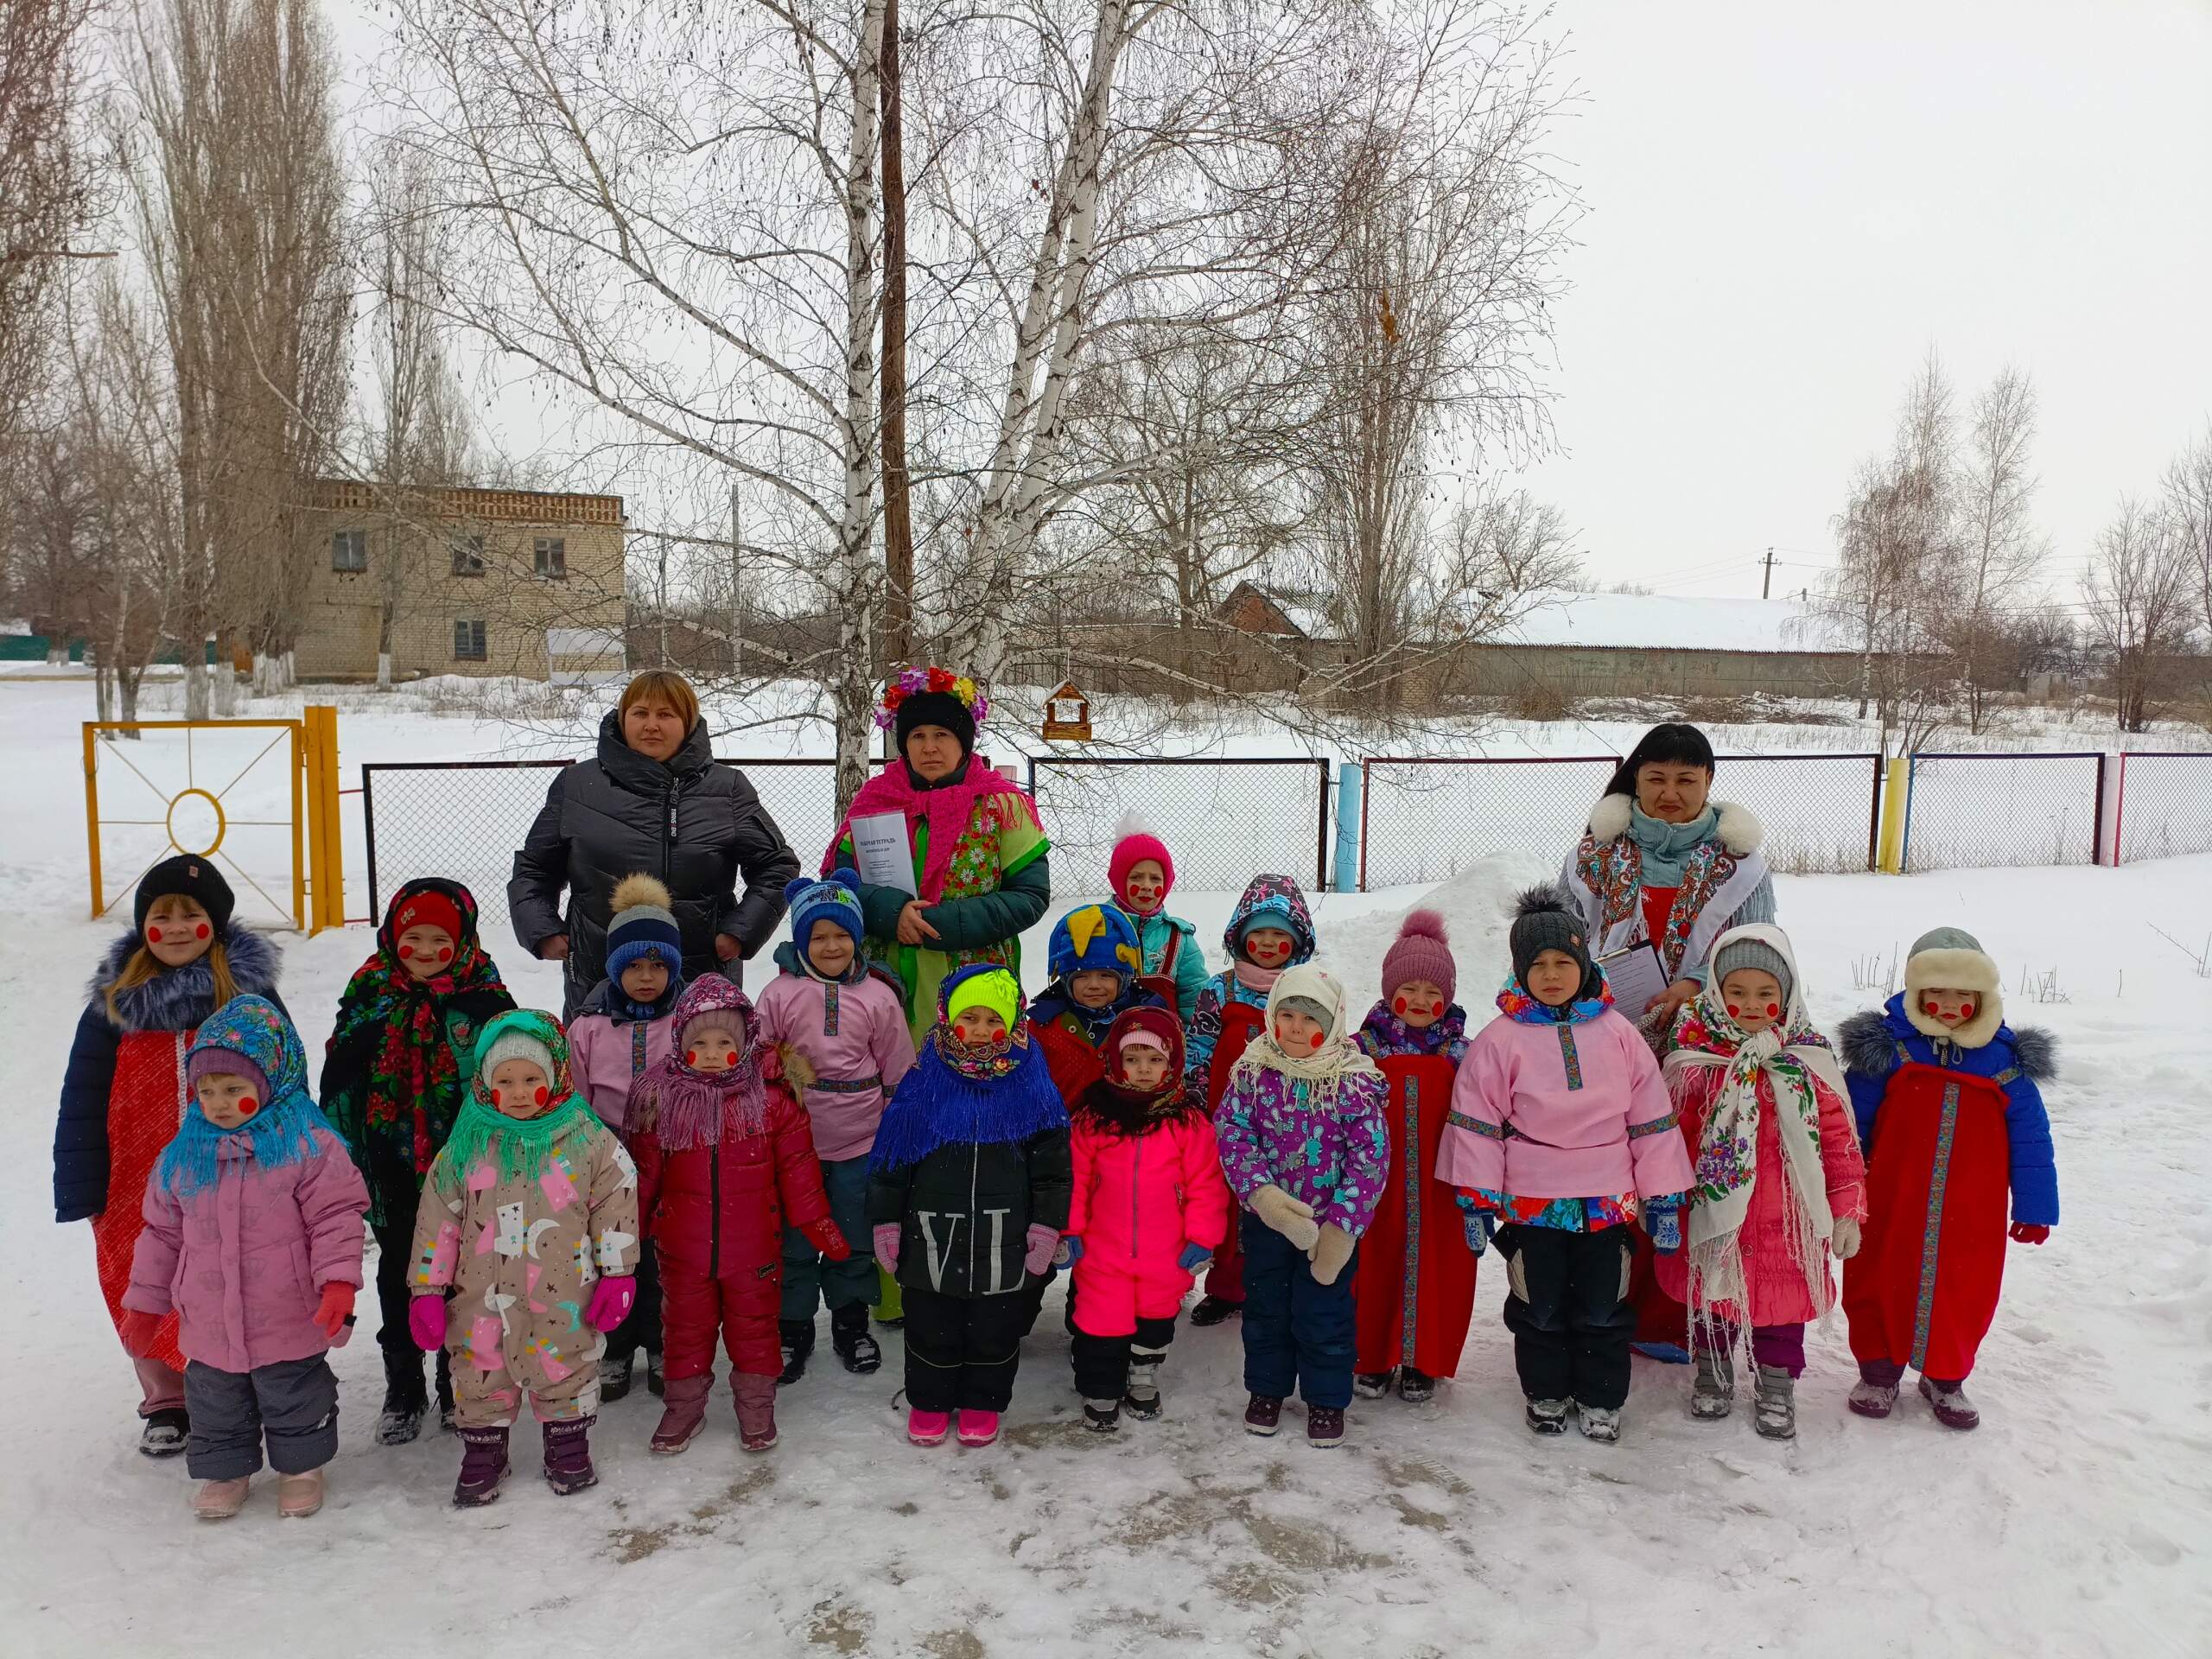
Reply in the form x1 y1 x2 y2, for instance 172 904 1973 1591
1074 1079 1204 1140
89 924 283 1032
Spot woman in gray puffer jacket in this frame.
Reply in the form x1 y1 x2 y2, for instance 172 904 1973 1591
509 671 800 1018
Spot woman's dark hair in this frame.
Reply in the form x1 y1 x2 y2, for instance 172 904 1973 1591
1604 722 1715 798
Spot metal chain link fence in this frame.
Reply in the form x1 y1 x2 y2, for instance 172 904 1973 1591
1361 756 1618 889
1902 752 2105 872
1712 753 1883 874
363 758 842 924
2114 752 2212 863
1027 757 1331 898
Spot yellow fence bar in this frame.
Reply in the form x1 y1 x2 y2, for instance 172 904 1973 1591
1876 756 1910 874
301 704 345 933
83 724 103 920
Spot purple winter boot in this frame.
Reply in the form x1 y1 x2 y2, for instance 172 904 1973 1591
453 1426 510 1507
543 1415 598 1494
651 1374 711 1456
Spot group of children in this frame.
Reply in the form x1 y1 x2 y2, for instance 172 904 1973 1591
54 820 2061 1521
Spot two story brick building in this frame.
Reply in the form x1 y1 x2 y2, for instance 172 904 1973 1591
293 480 628 683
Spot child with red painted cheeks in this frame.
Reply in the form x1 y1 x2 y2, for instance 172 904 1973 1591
1351 910 1476 1405
1657 925 1865 1440
1105 830 1208 1020
1183 874 1317 1325
1837 927 2056 1431
55 856 287 1458
321 879 515 1446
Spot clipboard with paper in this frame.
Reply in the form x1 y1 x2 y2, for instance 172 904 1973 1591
849 811 918 899
1599 941 1672 1022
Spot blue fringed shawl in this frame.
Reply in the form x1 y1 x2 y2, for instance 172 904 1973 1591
869 1033 1067 1173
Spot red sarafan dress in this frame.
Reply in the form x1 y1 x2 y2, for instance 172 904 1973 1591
1197 996 1266 1303
1351 1039 1478 1378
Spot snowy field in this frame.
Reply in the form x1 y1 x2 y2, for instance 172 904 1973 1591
3 676 2210 1656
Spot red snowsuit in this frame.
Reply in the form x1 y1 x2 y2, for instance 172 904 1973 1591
1352 1052 1479 1378
1198 999 1266 1302
1067 1099 1232 1338
632 1051 845 1381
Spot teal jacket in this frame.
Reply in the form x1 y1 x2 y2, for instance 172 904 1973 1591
1112 903 1207 1021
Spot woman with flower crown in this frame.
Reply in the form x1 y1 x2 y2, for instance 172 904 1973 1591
823 669 1052 1049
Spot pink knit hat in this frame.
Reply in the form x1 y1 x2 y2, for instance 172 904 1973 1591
1107 831 1174 906
1380 908 1456 1005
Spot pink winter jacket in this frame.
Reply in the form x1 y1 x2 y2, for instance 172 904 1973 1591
1437 1008 1694 1204
1066 1101 1233 1332
752 969 917 1162
123 1130 369 1374
567 1009 674 1136
1653 1064 1868 1324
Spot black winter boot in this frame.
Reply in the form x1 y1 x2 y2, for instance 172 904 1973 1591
139 1407 189 1458
435 1349 456 1432
830 1305 880 1375
1189 1296 1242 1327
778 1319 817 1387
543 1416 597 1495
453 1426 510 1507
376 1348 430 1446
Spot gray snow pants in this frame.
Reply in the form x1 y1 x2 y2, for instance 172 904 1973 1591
183 1356 339 1480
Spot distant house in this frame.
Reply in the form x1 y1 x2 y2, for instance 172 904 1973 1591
1217 582 1338 640
293 480 628 683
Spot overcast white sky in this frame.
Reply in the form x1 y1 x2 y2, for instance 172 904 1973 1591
1522 0 2212 599
327 0 2212 604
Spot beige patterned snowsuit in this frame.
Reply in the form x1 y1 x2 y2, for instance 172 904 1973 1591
409 1124 640 1427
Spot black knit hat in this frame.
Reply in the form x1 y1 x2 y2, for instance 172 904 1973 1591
894 689 976 757
1509 885 1593 995
135 854 236 935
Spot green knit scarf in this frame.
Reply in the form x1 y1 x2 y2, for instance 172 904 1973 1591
437 1087 602 1188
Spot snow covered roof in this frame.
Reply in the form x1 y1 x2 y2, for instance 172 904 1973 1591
1497 593 1835 653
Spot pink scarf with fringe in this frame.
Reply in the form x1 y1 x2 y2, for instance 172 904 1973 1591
823 761 1039 905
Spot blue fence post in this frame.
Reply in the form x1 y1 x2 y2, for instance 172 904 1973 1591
1333 760 1362 892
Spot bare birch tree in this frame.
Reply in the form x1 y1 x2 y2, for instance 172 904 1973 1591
2163 424 2212 639
1950 365 2048 731
2083 496 2194 733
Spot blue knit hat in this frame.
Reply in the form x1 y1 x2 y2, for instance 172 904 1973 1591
784 871 867 980
1046 904 1142 986
605 873 683 1010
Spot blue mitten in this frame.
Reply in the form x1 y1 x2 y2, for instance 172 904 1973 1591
1176 1241 1211 1272
1461 1210 1496 1258
1645 1196 1684 1255
1056 1235 1084 1269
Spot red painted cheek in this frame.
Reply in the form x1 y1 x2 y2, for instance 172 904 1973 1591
398 944 414 958
235 1098 258 1118
1307 1032 1324 1050
1393 996 1408 1016
436 946 452 962
1960 1001 1975 1018
532 1086 550 1107
194 923 210 940
1726 1004 1740 1016
146 926 163 944
1766 1003 1780 1018
490 1089 502 1107
684 1050 696 1065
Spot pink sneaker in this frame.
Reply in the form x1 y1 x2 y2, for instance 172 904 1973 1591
906 1408 950 1446
956 1409 1000 1446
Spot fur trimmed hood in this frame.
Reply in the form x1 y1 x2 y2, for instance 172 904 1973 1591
1901 932 2004 1046
1587 792 1764 857
765 1040 816 1094
1838 1004 2057 1081
89 923 283 1032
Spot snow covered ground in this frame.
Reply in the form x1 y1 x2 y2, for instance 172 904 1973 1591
3 676 2210 1656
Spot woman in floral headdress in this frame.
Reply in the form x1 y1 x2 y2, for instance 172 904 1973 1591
825 668 1052 1048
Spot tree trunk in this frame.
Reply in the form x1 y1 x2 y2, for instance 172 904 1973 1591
832 0 888 772
879 0 913 673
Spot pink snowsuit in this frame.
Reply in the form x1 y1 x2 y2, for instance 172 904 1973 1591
1066 1106 1233 1338
1654 1064 1867 1325
567 1008 674 1137
751 968 917 1161
123 1129 370 1373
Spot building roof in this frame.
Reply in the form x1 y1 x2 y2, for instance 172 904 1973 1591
1497 592 1834 653
309 479 626 526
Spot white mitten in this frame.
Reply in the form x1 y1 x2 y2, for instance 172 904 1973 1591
1250 1184 1321 1252
1831 1216 1862 1261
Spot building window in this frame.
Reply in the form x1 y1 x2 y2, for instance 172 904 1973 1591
534 537 566 579
451 535 486 577
331 529 367 572
453 620 486 661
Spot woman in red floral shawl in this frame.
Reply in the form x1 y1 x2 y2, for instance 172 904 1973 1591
321 878 514 1445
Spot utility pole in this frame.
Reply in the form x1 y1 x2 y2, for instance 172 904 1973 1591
1762 545 1777 600
657 532 671 668
728 483 743 681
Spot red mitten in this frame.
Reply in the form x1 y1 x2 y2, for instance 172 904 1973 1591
119 1309 163 1357
313 1282 356 1343
2008 1222 2050 1245
809 1220 851 1262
